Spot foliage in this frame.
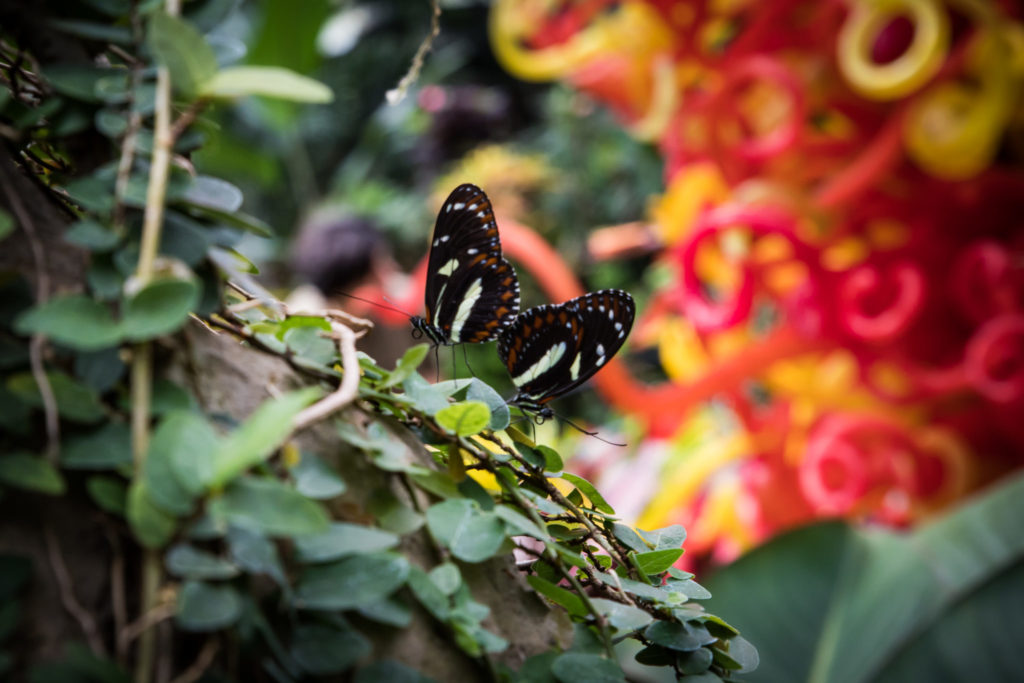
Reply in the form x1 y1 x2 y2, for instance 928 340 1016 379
703 470 1024 683
0 2 750 682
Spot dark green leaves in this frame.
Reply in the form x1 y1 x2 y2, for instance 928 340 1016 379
634 548 684 575
14 295 120 351
121 278 200 341
293 523 399 563
550 653 626 683
426 499 507 563
295 553 410 610
175 581 242 631
561 473 614 514
148 12 217 98
0 453 65 495
290 621 371 675
210 477 328 537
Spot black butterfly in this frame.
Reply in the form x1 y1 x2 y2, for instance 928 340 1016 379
411 183 521 346
497 289 635 421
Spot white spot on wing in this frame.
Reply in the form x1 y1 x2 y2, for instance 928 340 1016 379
437 258 459 277
569 353 582 381
466 248 478 255
513 342 567 387
449 278 483 342
453 202 465 210
607 309 614 320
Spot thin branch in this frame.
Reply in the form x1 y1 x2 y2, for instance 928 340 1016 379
169 638 220 683
385 0 441 105
291 322 360 431
44 525 107 656
105 523 130 666
0 173 59 463
120 602 177 652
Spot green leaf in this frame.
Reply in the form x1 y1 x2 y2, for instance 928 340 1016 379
551 653 626 683
295 552 410 610
381 343 430 389
175 580 242 631
634 548 684 576
402 373 453 416
6 371 106 423
677 647 714 675
209 388 320 488
588 598 654 633
611 523 649 553
407 568 450 621
293 522 399 563
354 660 435 683
537 445 564 472
290 622 371 676
64 219 121 252
210 476 328 537
292 452 346 499
42 64 111 102
436 401 491 437
665 578 711 600
358 595 413 627
493 506 550 541
86 476 126 515
716 635 758 673
426 499 507 563
466 378 511 431
126 481 177 548
14 295 121 351
121 277 200 341
63 422 132 469
50 18 132 44
561 473 614 514
0 453 65 495
149 411 218 495
201 66 333 103
148 12 218 98
429 562 462 596
644 621 714 652
226 527 286 586
0 208 14 242
526 575 587 617
637 524 687 550
166 543 239 580
181 175 243 213
275 315 331 340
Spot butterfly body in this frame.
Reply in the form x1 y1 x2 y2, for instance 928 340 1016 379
498 289 635 421
413 184 520 346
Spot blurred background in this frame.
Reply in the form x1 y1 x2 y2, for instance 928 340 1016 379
199 0 1024 678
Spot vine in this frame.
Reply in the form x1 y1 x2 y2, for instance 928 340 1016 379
0 3 755 682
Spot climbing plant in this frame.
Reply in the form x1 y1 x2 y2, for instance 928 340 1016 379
0 2 755 681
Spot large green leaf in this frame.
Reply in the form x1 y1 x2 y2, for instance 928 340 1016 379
63 422 133 469
0 453 65 495
165 544 239 580
147 12 218 98
290 621 371 676
293 522 399 564
13 295 121 350
201 66 333 103
147 411 218 497
436 401 491 437
120 277 200 341
426 498 507 563
704 470 1024 683
210 476 328 537
7 371 106 423
380 343 429 389
209 388 320 488
175 580 242 631
466 378 511 431
126 481 177 548
551 653 626 683
295 552 410 610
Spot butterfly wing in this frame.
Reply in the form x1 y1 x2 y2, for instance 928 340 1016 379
498 289 635 405
424 184 520 344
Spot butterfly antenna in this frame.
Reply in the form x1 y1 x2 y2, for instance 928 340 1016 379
336 291 416 319
551 409 627 447
461 343 478 379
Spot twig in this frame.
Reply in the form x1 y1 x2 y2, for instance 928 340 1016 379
169 100 206 141
169 638 220 683
44 525 107 656
0 173 59 463
104 522 130 665
291 322 360 431
119 602 177 652
385 0 441 105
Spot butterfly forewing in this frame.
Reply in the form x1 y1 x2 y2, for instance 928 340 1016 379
424 184 520 344
498 289 635 405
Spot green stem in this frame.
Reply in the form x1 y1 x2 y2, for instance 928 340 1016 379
131 1 177 675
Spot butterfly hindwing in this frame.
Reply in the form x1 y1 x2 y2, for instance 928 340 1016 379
498 289 635 407
423 184 520 344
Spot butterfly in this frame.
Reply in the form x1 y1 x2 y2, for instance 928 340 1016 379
410 183 521 347
497 289 635 422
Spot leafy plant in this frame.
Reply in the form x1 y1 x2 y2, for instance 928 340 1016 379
0 2 753 682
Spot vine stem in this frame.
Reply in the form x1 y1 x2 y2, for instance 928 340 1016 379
132 2 180 681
